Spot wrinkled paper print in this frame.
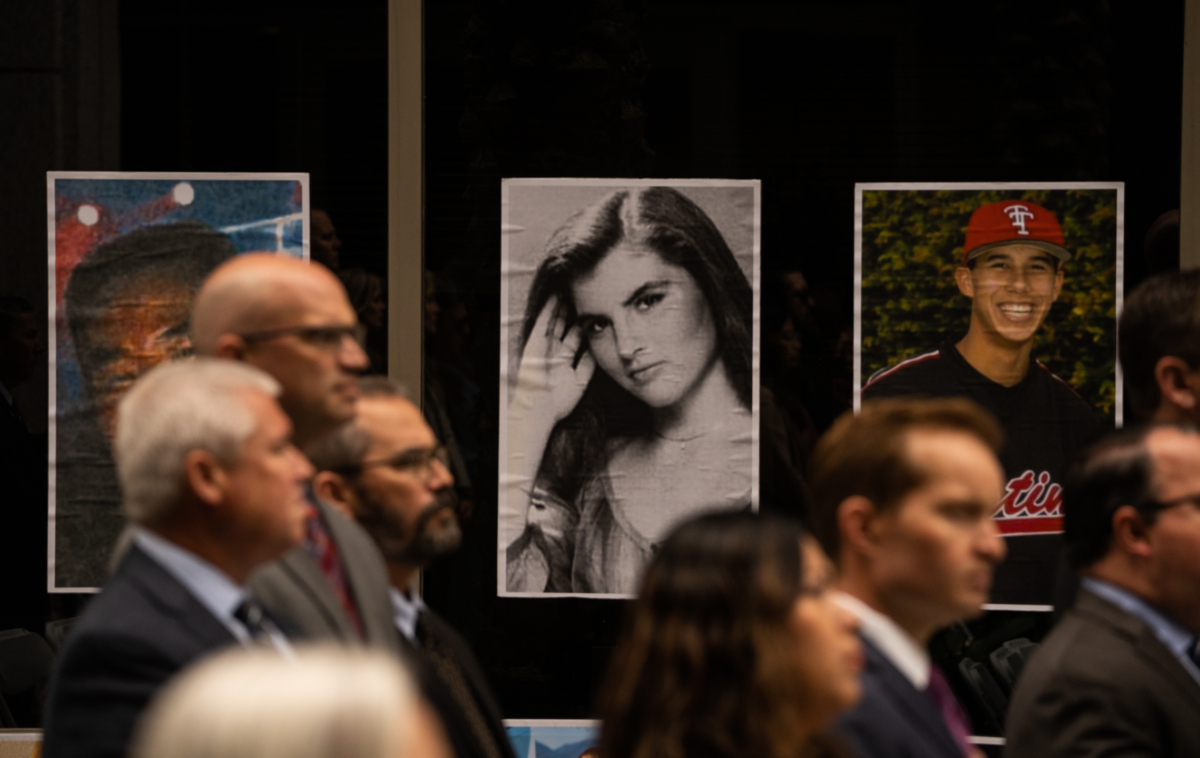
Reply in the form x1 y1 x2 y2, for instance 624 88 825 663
854 182 1122 608
499 179 760 598
47 172 308 590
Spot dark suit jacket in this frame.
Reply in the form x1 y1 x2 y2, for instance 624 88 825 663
832 637 964 758
398 609 518 758
1005 588 1200 757
41 545 241 758
249 498 400 653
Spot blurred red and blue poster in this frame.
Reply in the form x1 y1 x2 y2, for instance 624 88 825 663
504 721 598 758
47 172 308 590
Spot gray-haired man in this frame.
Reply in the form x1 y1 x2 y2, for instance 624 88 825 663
42 360 312 758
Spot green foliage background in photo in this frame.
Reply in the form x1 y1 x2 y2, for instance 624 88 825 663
859 188 1117 422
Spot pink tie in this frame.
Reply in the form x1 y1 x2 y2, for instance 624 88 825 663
925 665 974 758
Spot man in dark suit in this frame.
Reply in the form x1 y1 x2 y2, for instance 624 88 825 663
42 359 313 758
809 398 1008 758
191 254 399 651
305 377 516 758
1005 425 1200 756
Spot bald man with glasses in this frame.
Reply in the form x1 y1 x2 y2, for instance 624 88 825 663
191 254 401 653
306 376 517 758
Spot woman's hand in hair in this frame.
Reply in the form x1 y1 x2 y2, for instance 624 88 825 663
512 295 595 430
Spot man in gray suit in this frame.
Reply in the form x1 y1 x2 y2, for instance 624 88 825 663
191 254 399 651
1006 424 1200 756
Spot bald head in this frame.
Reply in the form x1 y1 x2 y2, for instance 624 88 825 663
192 255 348 355
192 254 369 449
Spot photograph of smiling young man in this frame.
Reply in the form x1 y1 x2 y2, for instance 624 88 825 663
499 180 759 597
858 187 1119 606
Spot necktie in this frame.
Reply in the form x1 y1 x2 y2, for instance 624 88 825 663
416 612 503 758
234 598 287 652
925 665 975 758
305 512 364 638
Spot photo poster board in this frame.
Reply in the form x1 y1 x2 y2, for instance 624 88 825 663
0 730 43 758
498 179 761 598
853 182 1123 609
504 719 599 758
46 172 309 592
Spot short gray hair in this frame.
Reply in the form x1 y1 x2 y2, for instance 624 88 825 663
130 645 419 758
115 359 281 525
306 375 408 473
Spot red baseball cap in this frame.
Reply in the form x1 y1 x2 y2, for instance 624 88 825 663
963 200 1070 264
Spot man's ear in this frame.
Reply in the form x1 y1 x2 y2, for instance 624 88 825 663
837 495 881 557
184 449 227 507
1154 356 1199 411
1052 265 1065 301
954 266 974 298
314 470 358 518
213 333 248 361
1111 504 1153 559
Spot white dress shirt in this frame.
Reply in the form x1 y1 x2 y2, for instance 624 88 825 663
834 591 931 689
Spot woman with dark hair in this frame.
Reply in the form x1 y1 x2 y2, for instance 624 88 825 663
596 512 862 758
506 186 754 594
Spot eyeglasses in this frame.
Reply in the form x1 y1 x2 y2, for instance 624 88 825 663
1141 490 1200 516
239 323 367 351
340 445 450 483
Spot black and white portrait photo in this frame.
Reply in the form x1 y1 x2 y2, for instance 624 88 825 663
499 179 760 598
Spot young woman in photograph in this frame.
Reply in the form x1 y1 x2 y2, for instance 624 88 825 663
595 511 862 758
505 186 753 594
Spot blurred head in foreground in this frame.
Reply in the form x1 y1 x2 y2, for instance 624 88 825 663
596 511 862 758
131 646 450 758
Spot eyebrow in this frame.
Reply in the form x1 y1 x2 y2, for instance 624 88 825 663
621 279 672 308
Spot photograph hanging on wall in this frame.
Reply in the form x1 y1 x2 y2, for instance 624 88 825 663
854 182 1122 608
499 178 761 598
505 720 599 758
47 172 308 591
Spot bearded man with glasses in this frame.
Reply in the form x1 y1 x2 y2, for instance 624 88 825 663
190 254 402 654
307 376 516 758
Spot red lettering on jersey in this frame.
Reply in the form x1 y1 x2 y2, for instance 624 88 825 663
996 469 1063 535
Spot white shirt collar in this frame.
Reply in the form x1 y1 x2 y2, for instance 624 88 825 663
133 528 250 644
390 585 426 643
834 591 931 689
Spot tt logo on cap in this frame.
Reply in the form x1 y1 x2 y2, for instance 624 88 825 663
1004 204 1035 236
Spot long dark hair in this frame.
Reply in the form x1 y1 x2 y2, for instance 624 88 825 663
595 512 815 758
520 187 753 496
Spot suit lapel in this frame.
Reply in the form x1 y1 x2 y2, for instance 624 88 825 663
276 543 359 638
1077 590 1200 712
862 637 963 757
316 499 393 644
121 546 238 651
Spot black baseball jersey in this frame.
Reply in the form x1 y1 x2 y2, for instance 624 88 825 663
862 343 1103 606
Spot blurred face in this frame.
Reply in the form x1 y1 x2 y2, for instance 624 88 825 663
311 210 342 270
220 390 314 568
1143 428 1200 631
870 429 1007 632
788 537 863 729
350 396 459 566
240 271 369 446
956 245 1064 348
572 244 719 409
0 311 44 388
87 275 194 441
